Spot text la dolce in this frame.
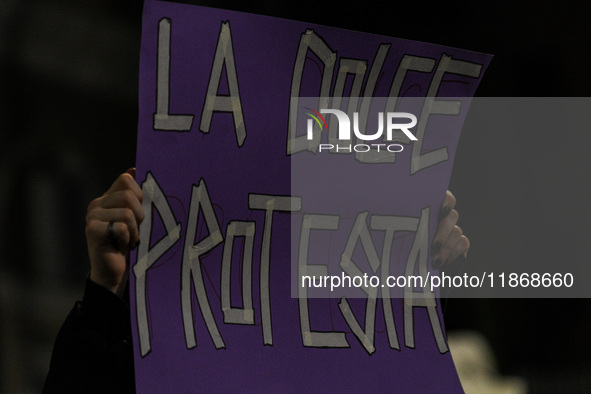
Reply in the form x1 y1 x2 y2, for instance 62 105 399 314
153 19 482 173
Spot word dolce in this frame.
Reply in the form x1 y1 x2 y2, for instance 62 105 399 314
152 18 482 173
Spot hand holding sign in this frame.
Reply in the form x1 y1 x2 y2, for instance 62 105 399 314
86 169 144 294
433 190 470 268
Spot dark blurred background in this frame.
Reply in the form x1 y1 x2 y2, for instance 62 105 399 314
1 0 590 392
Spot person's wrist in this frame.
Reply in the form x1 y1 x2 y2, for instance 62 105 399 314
89 270 120 295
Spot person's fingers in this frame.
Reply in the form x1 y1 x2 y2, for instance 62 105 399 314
432 208 459 252
432 190 470 269
86 176 144 223
95 208 140 247
447 235 470 263
104 172 143 202
86 169 142 294
435 226 463 266
86 209 139 249
438 190 457 222
433 191 458 254
107 220 135 249
433 226 470 268
86 187 144 248
442 190 457 210
101 190 145 224
86 171 145 254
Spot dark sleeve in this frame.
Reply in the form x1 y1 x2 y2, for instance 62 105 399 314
43 279 135 393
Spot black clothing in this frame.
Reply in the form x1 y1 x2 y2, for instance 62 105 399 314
43 279 135 393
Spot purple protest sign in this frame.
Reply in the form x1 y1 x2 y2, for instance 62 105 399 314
131 0 491 391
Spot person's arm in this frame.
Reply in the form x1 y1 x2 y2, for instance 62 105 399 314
43 169 144 393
